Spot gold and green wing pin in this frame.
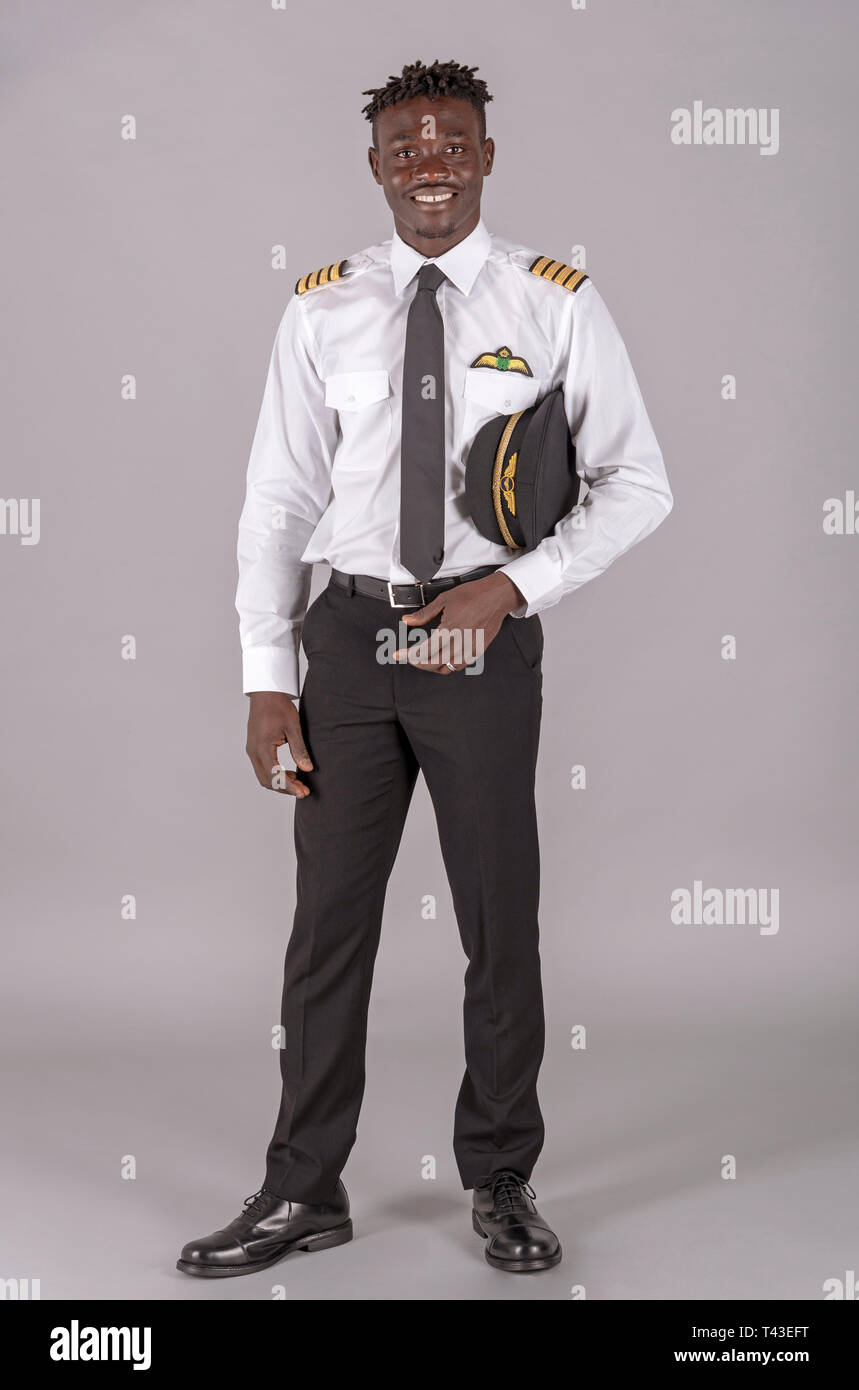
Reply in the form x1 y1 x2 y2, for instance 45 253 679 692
528 256 589 293
470 345 533 376
294 260 348 295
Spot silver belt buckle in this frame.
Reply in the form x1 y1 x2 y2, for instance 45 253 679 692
387 579 426 608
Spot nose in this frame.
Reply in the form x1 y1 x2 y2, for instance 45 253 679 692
414 155 451 182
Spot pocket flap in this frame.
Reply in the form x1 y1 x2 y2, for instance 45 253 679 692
325 369 391 411
462 368 543 414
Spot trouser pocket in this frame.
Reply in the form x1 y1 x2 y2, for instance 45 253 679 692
300 588 331 657
504 614 544 672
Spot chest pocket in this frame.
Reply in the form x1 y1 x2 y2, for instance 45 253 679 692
325 369 391 412
462 367 544 421
325 369 393 476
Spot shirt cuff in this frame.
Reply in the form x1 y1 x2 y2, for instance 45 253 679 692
499 548 563 618
242 644 300 699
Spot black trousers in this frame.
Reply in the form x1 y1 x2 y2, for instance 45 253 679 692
264 575 546 1202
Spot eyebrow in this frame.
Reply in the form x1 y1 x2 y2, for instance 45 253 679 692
388 129 469 145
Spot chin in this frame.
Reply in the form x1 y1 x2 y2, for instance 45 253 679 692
415 219 458 241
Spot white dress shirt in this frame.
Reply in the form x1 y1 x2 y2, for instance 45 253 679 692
236 218 672 697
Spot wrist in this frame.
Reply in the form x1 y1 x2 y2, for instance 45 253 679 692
248 690 294 704
488 570 526 615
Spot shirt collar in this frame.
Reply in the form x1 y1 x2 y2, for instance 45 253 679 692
390 218 492 297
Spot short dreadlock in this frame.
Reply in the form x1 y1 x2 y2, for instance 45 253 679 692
362 59 493 146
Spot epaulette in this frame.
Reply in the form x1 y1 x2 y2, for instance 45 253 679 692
526 255 589 293
294 260 349 296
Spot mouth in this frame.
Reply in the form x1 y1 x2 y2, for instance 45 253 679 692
410 190 458 205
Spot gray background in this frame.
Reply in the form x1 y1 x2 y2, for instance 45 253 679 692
1 0 857 1300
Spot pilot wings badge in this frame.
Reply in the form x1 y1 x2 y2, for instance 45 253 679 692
468 345 533 377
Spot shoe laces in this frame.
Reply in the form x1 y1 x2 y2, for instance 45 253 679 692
482 1169 536 1213
241 1188 270 1219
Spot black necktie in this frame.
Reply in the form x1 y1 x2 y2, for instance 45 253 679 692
400 263 447 580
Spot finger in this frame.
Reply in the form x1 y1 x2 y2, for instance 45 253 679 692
247 749 276 790
403 634 432 665
406 627 456 671
429 626 455 667
433 625 467 674
280 769 311 798
267 740 313 796
393 625 462 665
268 757 312 796
248 746 311 796
285 718 314 771
391 632 429 663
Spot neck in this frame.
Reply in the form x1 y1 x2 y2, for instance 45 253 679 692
393 206 481 259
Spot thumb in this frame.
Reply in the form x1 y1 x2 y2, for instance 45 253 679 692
285 720 314 771
402 593 446 623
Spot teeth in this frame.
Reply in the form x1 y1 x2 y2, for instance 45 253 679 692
414 192 454 202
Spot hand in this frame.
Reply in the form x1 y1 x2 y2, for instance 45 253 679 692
245 691 314 796
392 572 525 673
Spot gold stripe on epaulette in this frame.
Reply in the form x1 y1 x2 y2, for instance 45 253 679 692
295 260 348 295
529 256 589 293
558 266 588 291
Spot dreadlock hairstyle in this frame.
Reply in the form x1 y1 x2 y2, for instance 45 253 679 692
362 59 493 145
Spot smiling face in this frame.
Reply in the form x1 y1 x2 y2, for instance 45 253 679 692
368 95 494 257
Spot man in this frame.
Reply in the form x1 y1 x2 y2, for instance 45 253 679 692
177 59 672 1279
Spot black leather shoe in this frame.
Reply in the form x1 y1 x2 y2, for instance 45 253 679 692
472 1169 561 1272
176 1182 352 1278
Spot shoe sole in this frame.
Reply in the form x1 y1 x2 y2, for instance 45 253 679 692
472 1209 562 1272
176 1219 353 1278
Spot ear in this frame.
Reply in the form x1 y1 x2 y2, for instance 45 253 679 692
368 146 382 185
482 137 495 176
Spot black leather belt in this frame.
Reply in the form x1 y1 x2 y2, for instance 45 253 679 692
330 565 502 608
